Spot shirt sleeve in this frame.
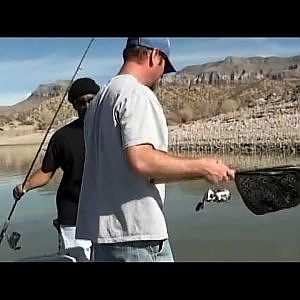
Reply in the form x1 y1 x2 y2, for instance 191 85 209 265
41 133 62 173
117 88 168 152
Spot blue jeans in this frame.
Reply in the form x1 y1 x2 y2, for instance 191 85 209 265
92 239 174 262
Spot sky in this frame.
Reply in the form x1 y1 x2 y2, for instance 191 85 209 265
0 37 300 106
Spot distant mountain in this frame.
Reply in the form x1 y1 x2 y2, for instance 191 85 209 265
162 55 300 85
1 54 300 118
0 55 300 123
0 80 70 116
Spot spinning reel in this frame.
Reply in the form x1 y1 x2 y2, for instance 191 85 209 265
4 231 21 250
196 188 231 211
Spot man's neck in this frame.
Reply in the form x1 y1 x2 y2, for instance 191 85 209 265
118 62 150 86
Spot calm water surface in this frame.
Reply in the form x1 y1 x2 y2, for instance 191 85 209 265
1 144 300 261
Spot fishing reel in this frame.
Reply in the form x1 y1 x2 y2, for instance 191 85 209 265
196 188 231 211
5 231 21 250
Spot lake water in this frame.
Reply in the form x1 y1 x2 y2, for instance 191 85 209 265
1 144 300 261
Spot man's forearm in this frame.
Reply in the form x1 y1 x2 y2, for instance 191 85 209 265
126 145 211 182
23 169 53 192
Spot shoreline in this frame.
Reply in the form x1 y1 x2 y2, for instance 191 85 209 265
0 129 51 147
2 108 300 157
1 130 300 156
0 133 46 146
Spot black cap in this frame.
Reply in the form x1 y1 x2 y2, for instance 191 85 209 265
68 78 100 103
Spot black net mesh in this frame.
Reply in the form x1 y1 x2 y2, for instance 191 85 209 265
235 166 300 215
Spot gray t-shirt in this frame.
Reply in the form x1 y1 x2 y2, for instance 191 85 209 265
76 74 169 243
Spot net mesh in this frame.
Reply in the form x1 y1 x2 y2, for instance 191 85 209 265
235 167 300 215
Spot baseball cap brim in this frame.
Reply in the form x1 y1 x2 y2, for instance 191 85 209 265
164 57 176 74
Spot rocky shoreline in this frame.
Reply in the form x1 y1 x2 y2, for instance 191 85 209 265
169 141 300 156
1 98 300 157
168 99 300 156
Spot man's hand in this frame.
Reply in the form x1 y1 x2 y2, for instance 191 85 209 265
12 184 26 201
201 158 235 184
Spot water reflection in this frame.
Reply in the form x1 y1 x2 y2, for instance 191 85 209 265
0 145 61 261
165 180 300 261
1 145 300 261
0 144 62 191
0 145 40 175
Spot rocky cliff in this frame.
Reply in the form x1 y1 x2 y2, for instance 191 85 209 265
0 80 70 117
161 55 300 86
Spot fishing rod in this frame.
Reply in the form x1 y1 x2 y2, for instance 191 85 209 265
0 38 95 250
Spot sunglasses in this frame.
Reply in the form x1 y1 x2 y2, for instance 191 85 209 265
73 94 96 106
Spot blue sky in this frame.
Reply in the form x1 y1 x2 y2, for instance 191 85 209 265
0 37 300 106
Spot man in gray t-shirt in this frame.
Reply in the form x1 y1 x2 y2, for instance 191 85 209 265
76 38 235 262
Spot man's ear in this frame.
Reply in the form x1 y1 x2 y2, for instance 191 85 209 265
149 48 160 67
